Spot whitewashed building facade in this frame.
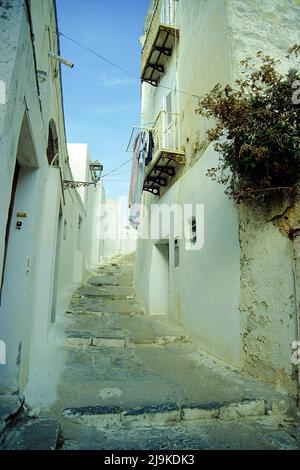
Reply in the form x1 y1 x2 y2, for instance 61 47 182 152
0 1 104 395
133 0 300 397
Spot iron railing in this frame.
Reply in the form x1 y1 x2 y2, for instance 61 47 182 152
152 110 181 157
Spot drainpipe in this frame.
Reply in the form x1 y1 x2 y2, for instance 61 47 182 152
289 226 300 414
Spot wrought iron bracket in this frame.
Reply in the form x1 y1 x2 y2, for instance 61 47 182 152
155 166 176 177
164 154 186 165
147 176 168 187
143 185 160 196
63 180 96 189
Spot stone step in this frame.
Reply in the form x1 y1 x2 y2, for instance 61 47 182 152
63 398 269 429
97 266 134 275
76 285 135 300
65 334 126 348
1 417 62 450
88 276 120 286
65 309 142 318
0 395 25 445
68 298 144 315
88 273 133 287
59 413 300 450
65 334 188 349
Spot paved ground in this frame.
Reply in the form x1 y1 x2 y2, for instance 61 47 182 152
1 253 300 450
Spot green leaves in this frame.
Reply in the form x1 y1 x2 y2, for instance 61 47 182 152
196 47 300 203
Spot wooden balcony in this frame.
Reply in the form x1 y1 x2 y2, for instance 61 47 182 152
141 0 179 85
143 112 185 196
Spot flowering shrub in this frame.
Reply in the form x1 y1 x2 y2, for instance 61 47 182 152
196 46 300 203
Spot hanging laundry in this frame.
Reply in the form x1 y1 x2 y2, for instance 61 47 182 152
145 130 154 166
128 133 141 208
129 130 148 229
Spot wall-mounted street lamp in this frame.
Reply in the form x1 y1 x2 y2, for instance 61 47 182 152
89 161 103 184
63 160 104 189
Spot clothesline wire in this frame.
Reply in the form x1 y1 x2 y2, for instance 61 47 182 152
103 131 151 180
103 168 131 178
102 179 130 182
110 169 131 176
101 158 132 178
103 155 132 174
58 32 201 99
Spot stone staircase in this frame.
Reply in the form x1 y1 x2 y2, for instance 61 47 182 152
1 253 299 450
55 254 299 449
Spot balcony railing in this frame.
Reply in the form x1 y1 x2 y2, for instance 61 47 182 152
127 108 185 196
152 111 180 158
143 111 185 196
141 0 179 85
161 0 176 25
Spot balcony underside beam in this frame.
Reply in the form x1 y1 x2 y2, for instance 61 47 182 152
153 45 172 56
141 24 180 85
147 63 165 73
143 149 186 196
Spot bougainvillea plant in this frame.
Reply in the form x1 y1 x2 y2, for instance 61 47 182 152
196 46 300 203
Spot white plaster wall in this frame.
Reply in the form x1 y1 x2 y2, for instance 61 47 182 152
238 205 297 393
120 225 138 254
135 0 300 390
0 0 91 394
136 144 242 366
136 0 241 365
67 143 136 267
0 165 41 391
101 195 121 259
30 168 61 347
226 0 300 78
67 143 88 203
0 1 51 393
225 0 300 393
141 0 230 170
68 144 106 272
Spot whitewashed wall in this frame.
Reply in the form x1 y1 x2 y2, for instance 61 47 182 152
135 0 300 393
0 0 91 394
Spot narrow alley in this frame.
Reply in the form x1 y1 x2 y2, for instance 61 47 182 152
1 255 299 450
1 0 300 456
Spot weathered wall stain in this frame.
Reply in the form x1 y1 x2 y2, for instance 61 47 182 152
238 202 297 394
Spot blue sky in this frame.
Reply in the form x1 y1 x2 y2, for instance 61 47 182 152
56 0 150 199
